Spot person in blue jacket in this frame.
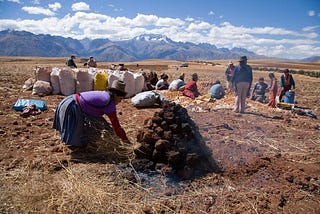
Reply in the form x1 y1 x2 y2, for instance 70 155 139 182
208 80 225 99
231 56 253 113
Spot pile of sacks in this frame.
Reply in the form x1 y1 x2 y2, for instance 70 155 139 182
133 101 214 179
28 67 145 98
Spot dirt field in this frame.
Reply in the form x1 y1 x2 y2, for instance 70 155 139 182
0 57 319 213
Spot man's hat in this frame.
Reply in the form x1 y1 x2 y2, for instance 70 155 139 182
108 80 127 96
239 56 248 62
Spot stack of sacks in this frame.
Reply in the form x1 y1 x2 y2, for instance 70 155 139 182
30 67 145 97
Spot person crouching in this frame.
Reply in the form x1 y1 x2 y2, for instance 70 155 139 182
53 80 131 147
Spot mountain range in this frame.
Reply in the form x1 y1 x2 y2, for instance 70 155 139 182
0 30 318 62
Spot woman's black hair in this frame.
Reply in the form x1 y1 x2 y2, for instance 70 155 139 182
214 80 221 85
269 73 275 78
108 89 126 97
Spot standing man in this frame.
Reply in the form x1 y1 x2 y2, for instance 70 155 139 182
66 55 77 68
231 56 253 113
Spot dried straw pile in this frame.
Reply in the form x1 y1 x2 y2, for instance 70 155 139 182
80 116 135 162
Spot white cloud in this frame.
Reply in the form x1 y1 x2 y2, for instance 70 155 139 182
208 11 215 16
185 17 194 22
308 10 315 16
72 2 90 11
22 6 55 16
0 11 319 59
49 2 61 12
7 0 21 3
303 25 319 32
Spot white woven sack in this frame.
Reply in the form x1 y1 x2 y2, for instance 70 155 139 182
75 68 94 93
35 67 51 82
107 70 121 90
133 73 144 95
131 91 160 108
50 67 61 95
59 67 75 96
32 80 52 96
121 70 135 98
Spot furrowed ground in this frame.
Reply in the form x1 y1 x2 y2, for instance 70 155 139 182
0 57 319 213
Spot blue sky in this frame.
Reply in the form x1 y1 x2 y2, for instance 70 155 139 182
0 0 319 59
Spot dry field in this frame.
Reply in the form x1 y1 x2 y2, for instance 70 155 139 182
0 57 319 213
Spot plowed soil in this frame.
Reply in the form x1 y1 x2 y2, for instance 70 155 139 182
0 57 319 213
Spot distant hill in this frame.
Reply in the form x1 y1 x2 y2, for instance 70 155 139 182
0 30 265 62
300 56 320 63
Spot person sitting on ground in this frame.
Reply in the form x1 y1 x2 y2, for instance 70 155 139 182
87 56 97 68
251 77 268 103
155 73 170 90
279 69 295 102
169 73 185 91
53 80 131 147
66 55 77 68
267 73 278 108
149 71 158 87
208 80 225 99
183 73 201 99
142 72 155 91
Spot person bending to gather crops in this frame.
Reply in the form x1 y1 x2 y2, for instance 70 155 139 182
53 80 131 147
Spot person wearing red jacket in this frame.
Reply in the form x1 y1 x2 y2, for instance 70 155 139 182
267 73 278 108
183 73 201 99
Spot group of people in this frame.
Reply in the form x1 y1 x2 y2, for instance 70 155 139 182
55 55 296 149
66 55 97 68
144 71 203 100
225 56 295 113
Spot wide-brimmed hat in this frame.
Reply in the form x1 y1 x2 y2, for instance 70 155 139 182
239 56 248 62
108 80 127 96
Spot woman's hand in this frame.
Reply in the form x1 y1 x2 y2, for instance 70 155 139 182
122 139 132 145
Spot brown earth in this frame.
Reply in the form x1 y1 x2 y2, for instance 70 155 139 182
0 57 319 213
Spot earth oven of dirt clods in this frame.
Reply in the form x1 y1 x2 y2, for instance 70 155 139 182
132 101 218 179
